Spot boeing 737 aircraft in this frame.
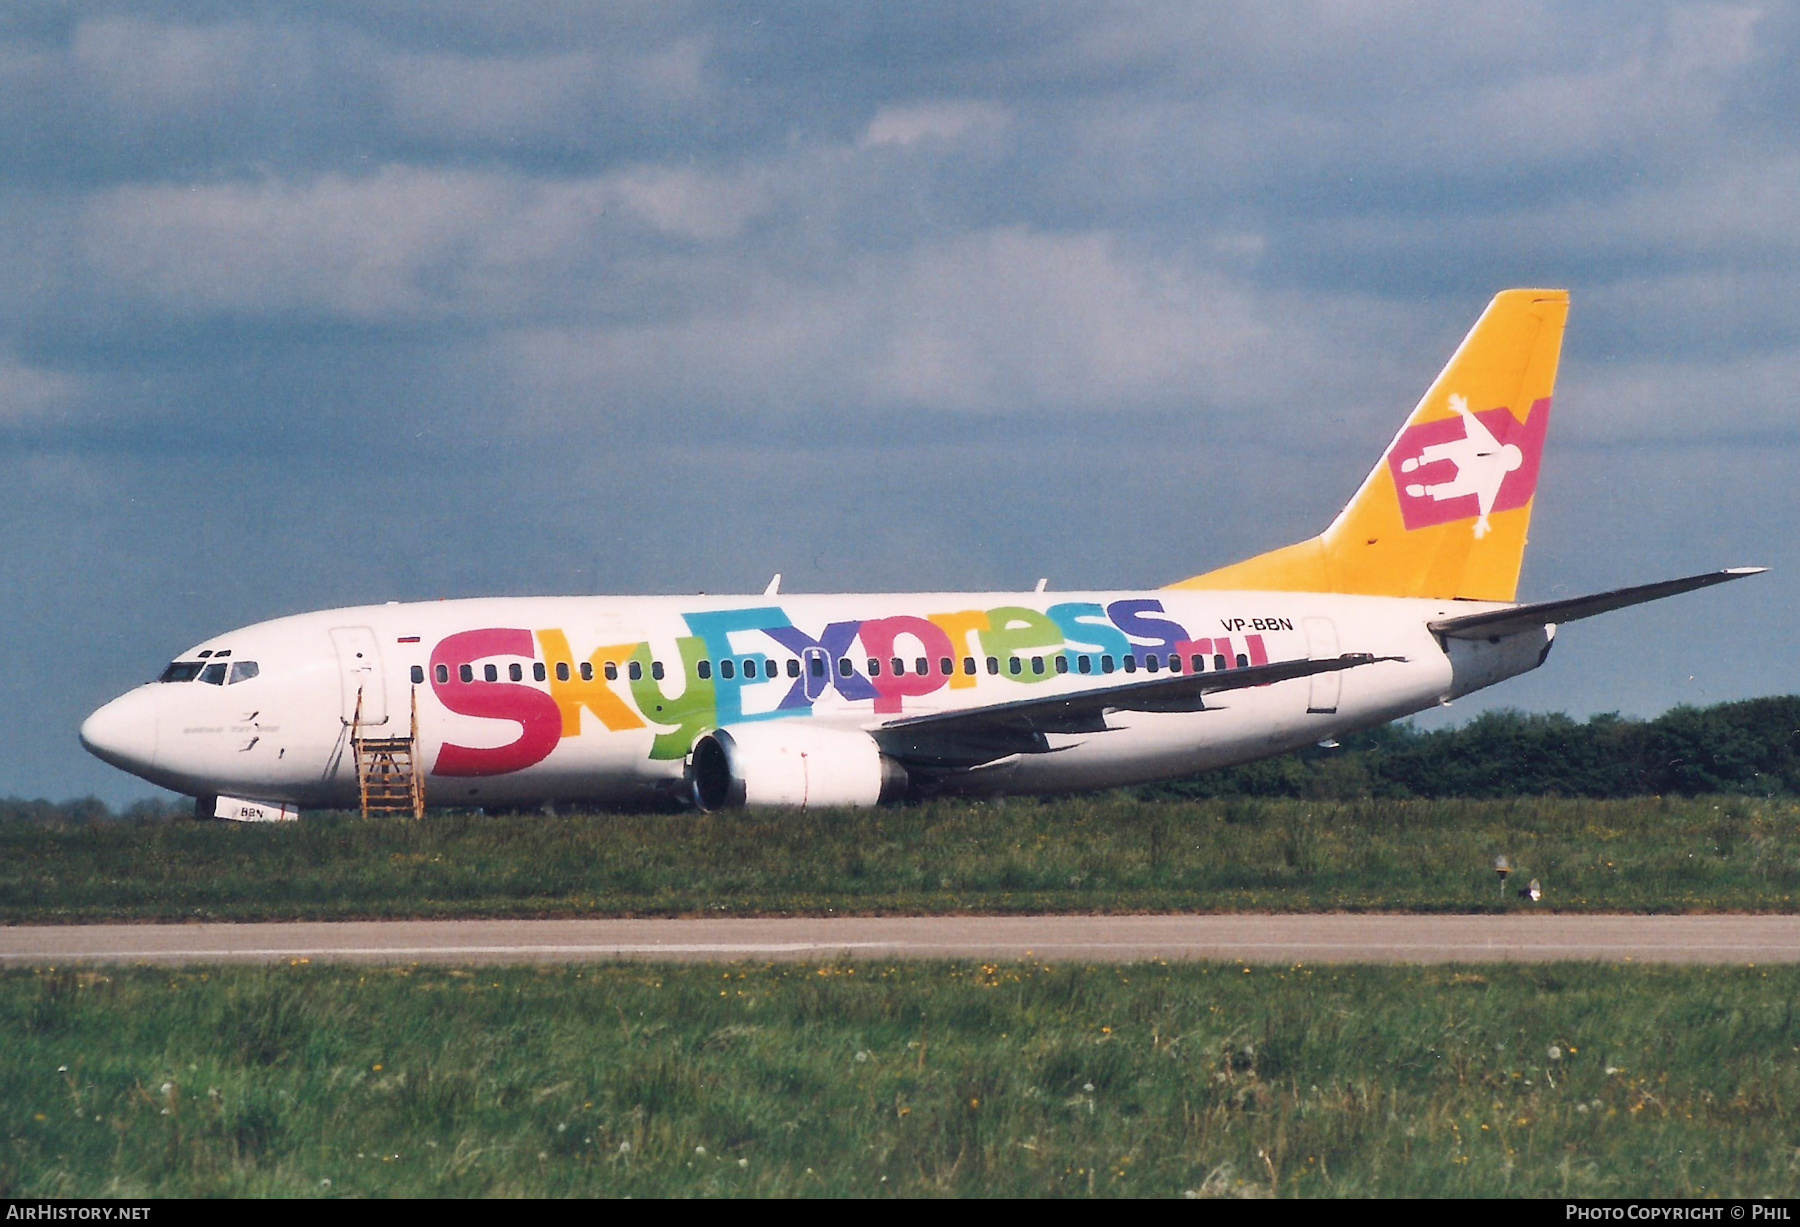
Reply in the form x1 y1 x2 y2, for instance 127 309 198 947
81 289 1762 820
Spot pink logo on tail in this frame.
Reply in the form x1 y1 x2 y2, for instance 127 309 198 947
1386 396 1550 536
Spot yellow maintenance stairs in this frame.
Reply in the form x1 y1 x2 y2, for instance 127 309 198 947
350 687 425 819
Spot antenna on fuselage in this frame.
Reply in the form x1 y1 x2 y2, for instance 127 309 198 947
764 573 782 597
1034 577 1048 593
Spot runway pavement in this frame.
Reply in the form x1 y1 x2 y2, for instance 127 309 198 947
2 914 1798 965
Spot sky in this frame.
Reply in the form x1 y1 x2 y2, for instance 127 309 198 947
3 2 1798 806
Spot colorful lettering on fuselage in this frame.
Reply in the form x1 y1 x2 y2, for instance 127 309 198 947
425 600 1281 775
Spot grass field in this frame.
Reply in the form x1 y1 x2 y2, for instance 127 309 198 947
4 794 1800 922
5 960 1799 1197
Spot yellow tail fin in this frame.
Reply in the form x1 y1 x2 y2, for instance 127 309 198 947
1169 288 1568 602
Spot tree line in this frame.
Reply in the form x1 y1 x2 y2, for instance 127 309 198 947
1145 696 1800 801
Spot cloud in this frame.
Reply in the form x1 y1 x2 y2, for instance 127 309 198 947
76 161 778 325
80 168 519 321
1560 344 1800 446
0 349 81 423
605 165 774 241
382 40 706 149
496 226 1414 434
859 101 1009 148
71 17 269 124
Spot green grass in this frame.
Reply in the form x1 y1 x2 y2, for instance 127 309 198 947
5 795 1800 922
5 960 1800 1197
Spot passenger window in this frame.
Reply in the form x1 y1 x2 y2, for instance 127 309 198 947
1123 656 1137 674
1214 654 1228 671
986 656 999 675
1078 655 1092 674
1191 654 1205 673
788 659 802 678
744 659 758 679
607 662 621 681
810 657 826 678
891 657 905 676
485 664 499 682
1145 655 1159 673
435 664 450 684
509 663 523 682
533 662 546 682
459 664 474 683
581 662 593 682
698 660 713 680
555 662 570 682
720 660 735 680
1236 654 1249 669
200 662 228 685
651 661 665 681
1055 655 1069 675
1031 656 1044 675
916 657 929 676
158 662 205 683
1101 655 1115 674
408 665 422 685
1168 654 1182 673
1009 657 1022 676
628 661 642 681
838 658 854 676
867 658 881 677
940 657 953 675
963 657 976 675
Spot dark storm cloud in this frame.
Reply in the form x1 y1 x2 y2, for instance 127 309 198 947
1 1 1797 802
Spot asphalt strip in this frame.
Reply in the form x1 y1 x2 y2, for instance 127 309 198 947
3 914 1799 965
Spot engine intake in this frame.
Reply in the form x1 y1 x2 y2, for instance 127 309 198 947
687 725 908 811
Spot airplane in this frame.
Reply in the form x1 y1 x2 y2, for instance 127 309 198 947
79 289 1763 820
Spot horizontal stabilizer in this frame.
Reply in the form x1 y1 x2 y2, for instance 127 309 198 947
1428 568 1766 641
874 652 1402 769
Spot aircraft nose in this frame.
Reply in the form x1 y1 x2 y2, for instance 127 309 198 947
79 689 160 773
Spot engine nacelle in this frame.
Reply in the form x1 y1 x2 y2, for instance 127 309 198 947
687 725 908 811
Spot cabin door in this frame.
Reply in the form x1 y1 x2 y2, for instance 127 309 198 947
330 626 388 727
1302 616 1340 715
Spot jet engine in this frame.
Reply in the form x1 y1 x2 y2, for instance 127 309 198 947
687 725 908 811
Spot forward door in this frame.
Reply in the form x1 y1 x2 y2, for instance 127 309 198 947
330 626 388 728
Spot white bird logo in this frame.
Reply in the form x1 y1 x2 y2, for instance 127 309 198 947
1397 394 1525 538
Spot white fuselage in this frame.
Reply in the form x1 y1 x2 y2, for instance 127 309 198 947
79 588 1543 809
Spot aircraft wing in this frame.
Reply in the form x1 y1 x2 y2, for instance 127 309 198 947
871 652 1402 769
1428 567 1766 641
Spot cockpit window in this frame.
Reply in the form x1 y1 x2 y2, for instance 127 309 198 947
200 662 228 685
158 661 204 683
228 661 259 684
